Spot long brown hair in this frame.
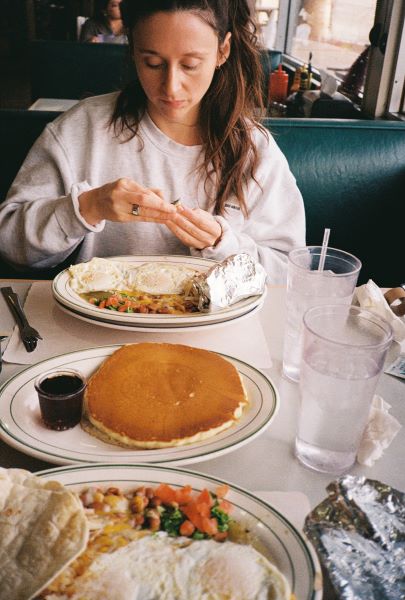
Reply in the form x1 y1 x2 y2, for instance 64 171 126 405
111 0 266 216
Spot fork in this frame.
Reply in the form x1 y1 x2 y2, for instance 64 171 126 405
1 287 43 353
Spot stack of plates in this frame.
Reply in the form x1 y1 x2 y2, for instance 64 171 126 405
52 255 266 332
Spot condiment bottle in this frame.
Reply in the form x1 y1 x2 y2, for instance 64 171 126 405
299 66 310 91
269 64 289 104
290 66 302 93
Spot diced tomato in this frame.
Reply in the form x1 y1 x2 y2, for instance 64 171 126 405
179 520 195 537
213 531 228 542
201 517 218 536
154 483 177 504
218 499 233 514
215 484 229 499
196 502 211 517
181 503 204 532
98 300 106 309
175 485 193 505
105 296 119 307
196 488 213 507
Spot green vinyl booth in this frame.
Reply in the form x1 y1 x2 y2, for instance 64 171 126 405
1 108 404 286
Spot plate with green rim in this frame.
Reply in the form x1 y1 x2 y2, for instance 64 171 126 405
52 255 266 331
0 344 278 466
35 463 323 600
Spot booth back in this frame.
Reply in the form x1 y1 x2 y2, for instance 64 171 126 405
30 40 132 101
1 108 404 285
29 40 281 104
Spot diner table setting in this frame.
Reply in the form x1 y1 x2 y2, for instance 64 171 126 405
0 250 404 600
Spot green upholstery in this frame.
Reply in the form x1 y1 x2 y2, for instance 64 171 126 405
30 40 132 101
264 118 405 286
0 108 404 285
28 41 280 104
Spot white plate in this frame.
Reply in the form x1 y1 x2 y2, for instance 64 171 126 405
52 255 266 331
55 298 262 333
36 464 322 600
0 345 278 466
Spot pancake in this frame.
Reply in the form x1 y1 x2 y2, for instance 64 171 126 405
82 343 248 448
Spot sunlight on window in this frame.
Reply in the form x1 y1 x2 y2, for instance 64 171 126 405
291 0 376 79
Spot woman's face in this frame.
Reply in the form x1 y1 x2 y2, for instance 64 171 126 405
133 11 230 131
106 0 122 20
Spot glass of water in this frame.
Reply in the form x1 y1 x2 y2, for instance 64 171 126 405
282 246 361 382
295 304 393 474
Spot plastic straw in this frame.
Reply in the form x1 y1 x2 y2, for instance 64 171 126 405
318 228 330 271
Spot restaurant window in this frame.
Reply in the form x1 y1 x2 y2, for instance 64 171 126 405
255 0 405 119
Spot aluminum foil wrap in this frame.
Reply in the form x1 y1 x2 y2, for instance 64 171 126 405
190 253 266 311
304 475 405 599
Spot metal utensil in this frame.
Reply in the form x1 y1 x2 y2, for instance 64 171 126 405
0 287 42 353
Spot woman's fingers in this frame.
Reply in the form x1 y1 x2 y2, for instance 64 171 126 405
166 220 208 249
85 179 175 223
166 206 222 249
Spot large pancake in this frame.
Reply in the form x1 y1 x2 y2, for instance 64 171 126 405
0 468 88 600
83 343 248 448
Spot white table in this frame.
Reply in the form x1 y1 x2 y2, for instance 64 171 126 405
1 281 404 599
28 98 79 111
1 281 403 503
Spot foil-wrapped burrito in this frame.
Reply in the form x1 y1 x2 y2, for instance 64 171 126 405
189 253 266 311
304 475 405 599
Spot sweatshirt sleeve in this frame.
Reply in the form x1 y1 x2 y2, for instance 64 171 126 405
191 130 306 284
0 123 104 270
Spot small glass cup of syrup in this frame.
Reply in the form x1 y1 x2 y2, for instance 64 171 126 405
35 369 87 431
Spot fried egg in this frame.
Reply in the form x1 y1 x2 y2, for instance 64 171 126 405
127 262 197 295
69 258 126 293
48 534 291 600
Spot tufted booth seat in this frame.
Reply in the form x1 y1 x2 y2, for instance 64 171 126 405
0 108 404 285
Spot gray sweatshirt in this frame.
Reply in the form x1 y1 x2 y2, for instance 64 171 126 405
0 93 305 283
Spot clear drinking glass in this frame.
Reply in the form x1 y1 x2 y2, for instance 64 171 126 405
295 304 393 474
282 246 362 382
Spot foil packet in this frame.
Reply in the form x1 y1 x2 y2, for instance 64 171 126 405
304 475 405 599
189 253 266 311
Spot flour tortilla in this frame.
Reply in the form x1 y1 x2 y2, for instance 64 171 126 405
0 468 88 600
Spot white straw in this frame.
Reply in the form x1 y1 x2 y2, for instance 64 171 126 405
318 228 330 272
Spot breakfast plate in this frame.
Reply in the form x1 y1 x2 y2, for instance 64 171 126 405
0 344 278 466
52 255 266 331
36 463 322 600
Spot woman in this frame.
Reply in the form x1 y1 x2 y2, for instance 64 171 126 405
0 0 305 283
79 0 127 44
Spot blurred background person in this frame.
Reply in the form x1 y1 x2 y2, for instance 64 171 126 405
79 0 127 44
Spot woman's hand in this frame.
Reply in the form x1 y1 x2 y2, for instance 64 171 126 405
165 205 222 250
78 178 176 226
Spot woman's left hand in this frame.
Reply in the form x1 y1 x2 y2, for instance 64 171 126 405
165 205 222 250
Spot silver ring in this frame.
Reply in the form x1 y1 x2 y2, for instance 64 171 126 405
131 203 140 216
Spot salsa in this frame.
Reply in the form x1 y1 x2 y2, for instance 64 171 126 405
80 290 199 314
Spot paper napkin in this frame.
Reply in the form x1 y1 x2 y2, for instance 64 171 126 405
355 280 405 345
357 395 402 467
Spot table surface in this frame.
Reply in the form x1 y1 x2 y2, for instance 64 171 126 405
28 98 79 111
1 280 404 599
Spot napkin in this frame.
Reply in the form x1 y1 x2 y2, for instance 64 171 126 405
355 279 405 346
357 395 401 467
3 282 272 369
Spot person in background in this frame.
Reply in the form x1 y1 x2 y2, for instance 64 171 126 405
0 0 305 284
79 0 127 44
